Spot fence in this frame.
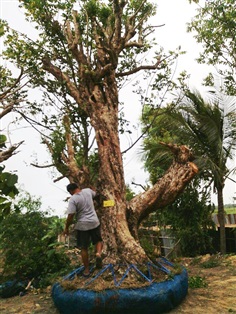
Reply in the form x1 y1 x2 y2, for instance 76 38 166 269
212 214 236 227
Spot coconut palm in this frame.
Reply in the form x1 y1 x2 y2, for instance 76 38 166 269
169 89 236 254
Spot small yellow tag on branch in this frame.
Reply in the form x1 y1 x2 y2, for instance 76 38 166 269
103 200 115 207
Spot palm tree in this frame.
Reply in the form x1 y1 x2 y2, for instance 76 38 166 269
141 89 236 254
169 90 236 254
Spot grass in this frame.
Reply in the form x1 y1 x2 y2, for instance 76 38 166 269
188 275 208 288
200 258 221 269
213 207 236 214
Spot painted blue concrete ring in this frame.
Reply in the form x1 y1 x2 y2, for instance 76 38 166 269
52 263 188 314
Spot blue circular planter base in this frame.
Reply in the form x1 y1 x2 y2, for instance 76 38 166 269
52 258 188 314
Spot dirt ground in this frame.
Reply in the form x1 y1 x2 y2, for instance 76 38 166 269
0 254 236 314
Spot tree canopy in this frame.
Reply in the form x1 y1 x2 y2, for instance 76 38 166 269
1 0 179 184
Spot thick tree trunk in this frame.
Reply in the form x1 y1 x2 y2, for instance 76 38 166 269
99 158 198 264
217 186 226 254
89 81 140 263
91 107 199 263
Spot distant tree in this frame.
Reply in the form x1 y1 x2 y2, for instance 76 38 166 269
188 0 236 94
12 190 42 213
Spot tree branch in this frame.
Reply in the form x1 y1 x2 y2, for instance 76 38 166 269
42 57 82 105
30 163 54 168
0 68 24 101
0 102 15 119
0 141 24 163
128 145 198 226
63 115 90 187
116 61 161 77
113 0 123 49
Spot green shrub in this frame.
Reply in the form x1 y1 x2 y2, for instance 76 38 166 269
0 211 70 286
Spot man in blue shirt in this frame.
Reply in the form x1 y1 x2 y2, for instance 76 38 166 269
64 183 103 277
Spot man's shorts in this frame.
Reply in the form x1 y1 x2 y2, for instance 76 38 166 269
76 225 103 249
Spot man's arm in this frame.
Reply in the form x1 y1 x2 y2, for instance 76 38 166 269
63 213 75 235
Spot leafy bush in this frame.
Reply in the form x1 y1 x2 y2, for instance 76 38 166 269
0 210 70 286
0 165 19 219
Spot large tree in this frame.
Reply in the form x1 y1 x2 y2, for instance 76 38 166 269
1 0 198 264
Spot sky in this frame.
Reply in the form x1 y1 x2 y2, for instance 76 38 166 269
1 0 235 216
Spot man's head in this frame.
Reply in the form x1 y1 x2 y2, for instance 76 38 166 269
67 183 79 195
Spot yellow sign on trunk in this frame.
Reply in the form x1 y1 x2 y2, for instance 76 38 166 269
103 200 115 207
